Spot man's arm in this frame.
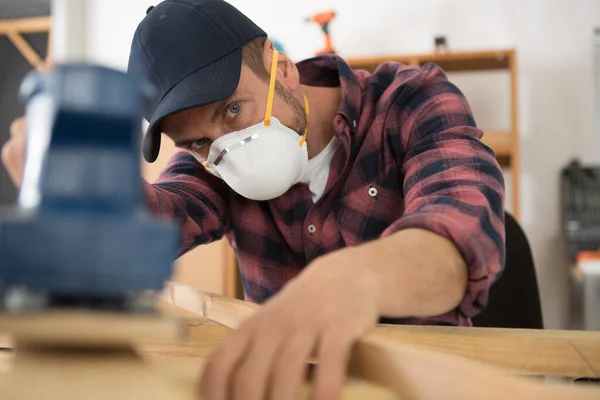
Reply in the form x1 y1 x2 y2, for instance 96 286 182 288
324 227 468 318
143 150 231 257
348 65 506 321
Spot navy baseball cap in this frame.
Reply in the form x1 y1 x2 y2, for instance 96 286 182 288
127 0 267 163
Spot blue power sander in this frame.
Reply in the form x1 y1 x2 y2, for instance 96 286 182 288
0 65 179 314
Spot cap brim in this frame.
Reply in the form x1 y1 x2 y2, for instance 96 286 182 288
142 48 242 163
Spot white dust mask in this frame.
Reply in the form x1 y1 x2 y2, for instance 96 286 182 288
202 49 309 201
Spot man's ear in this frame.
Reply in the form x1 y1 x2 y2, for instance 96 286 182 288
262 39 299 91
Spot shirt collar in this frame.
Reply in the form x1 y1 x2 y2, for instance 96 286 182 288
296 54 362 132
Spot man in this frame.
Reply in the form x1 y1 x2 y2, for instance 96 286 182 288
1 0 505 398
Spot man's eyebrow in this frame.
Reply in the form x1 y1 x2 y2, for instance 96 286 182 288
211 92 236 123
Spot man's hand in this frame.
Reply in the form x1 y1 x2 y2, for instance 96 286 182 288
1 63 55 188
1 116 27 187
199 255 382 400
199 228 468 400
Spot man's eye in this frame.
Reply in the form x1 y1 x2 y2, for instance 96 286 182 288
226 102 241 119
190 138 209 150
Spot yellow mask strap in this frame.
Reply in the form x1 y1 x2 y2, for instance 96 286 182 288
264 49 279 126
299 94 308 147
263 48 309 147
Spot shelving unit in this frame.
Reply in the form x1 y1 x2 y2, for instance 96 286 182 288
345 49 520 219
0 16 52 69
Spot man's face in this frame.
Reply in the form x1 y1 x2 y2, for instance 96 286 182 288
161 63 306 164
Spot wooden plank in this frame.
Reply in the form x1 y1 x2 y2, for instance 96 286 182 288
145 356 399 400
137 318 600 379
140 316 600 399
378 324 600 340
0 312 399 399
345 55 413 72
161 281 257 329
6 31 44 69
0 17 51 35
0 311 182 347
345 49 513 73
140 319 600 400
0 335 11 349
139 321 231 359
2 301 600 399
152 285 600 379
481 130 513 158
46 24 54 63
349 333 600 400
570 339 600 377
509 50 521 219
371 327 596 378
0 346 195 400
418 50 511 72
408 57 419 66
0 350 12 375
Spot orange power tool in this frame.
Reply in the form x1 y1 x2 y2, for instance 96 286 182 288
305 11 336 55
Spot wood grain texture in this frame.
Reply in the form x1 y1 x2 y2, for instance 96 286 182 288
0 335 11 349
350 333 600 400
137 318 600 379
146 356 398 400
0 16 51 34
161 281 258 329
158 283 600 378
369 325 600 378
0 311 183 347
0 346 195 400
2 287 600 399
0 315 399 399
148 291 600 400
570 340 600 377
481 130 513 159
345 49 513 72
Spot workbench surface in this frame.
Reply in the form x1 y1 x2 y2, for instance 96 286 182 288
3 315 597 379
1 304 600 399
137 319 600 379
1 316 600 377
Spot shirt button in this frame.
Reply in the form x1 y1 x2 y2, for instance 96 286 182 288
368 187 378 197
353 120 357 128
307 224 316 234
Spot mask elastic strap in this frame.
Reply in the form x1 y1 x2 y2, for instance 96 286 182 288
263 48 309 147
299 94 308 147
264 49 279 127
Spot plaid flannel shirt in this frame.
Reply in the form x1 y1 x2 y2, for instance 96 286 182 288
144 55 506 326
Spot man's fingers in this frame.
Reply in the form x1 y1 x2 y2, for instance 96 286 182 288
230 327 282 400
3 117 27 187
268 329 316 400
200 324 252 400
310 330 353 400
1 143 14 176
9 117 26 139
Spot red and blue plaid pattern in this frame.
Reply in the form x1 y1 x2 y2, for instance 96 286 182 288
143 55 505 326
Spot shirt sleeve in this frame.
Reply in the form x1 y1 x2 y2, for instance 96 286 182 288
380 63 506 322
142 150 231 258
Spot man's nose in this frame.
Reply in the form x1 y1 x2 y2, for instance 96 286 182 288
202 125 228 142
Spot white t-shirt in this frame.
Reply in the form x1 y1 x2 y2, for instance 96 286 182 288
300 137 341 203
